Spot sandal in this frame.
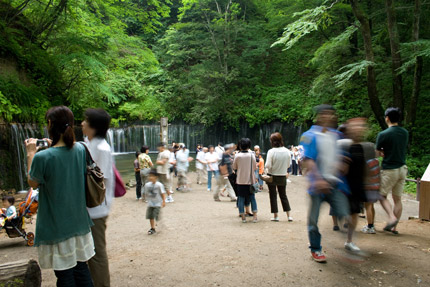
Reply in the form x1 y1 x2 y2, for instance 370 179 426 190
148 228 156 235
383 220 399 232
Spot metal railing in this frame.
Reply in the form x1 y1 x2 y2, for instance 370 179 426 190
406 178 421 201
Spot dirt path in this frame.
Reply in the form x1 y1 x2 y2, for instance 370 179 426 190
1 173 429 286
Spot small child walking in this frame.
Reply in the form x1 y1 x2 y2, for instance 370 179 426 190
1 196 17 229
144 169 166 235
257 154 265 191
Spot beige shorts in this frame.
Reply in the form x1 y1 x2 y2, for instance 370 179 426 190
177 170 188 185
380 165 408 197
158 174 170 192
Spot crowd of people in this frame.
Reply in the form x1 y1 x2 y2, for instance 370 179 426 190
299 105 408 262
133 135 305 225
5 102 407 286
132 104 409 265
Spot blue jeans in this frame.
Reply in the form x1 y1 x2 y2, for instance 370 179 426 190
207 170 219 190
308 189 349 252
254 170 263 187
54 261 94 287
238 194 257 214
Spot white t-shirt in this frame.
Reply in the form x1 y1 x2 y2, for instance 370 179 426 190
205 152 220 171
176 149 189 172
144 181 166 207
85 137 114 219
215 146 224 161
316 130 340 184
157 150 171 175
265 147 291 176
196 151 206 169
168 152 176 168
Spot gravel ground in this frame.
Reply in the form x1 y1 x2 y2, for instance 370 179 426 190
1 173 429 287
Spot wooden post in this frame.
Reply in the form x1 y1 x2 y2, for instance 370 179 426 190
160 117 168 145
416 177 421 201
419 164 430 221
0 259 41 287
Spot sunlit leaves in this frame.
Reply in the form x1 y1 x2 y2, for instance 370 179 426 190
333 60 375 88
271 2 338 50
0 91 21 122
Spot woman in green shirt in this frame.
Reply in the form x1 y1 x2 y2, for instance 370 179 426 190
26 106 94 287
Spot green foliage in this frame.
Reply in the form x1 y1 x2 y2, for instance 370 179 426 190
398 40 430 74
0 91 21 121
0 0 429 176
333 60 376 88
403 181 417 195
272 1 338 50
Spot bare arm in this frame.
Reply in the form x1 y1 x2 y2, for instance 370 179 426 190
6 209 17 221
26 138 39 189
161 193 166 208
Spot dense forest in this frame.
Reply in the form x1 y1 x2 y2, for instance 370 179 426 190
0 0 429 177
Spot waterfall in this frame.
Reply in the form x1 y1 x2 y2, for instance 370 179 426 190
10 124 45 191
10 125 25 191
5 121 304 190
105 122 304 154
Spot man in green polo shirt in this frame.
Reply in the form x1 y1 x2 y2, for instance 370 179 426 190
376 107 408 234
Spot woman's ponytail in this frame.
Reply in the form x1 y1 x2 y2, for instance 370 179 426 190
45 106 76 149
63 125 75 149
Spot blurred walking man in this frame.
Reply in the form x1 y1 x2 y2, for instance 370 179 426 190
300 105 349 263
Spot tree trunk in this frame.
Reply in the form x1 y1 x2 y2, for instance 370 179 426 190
0 259 42 287
385 0 404 111
407 0 422 129
350 0 387 129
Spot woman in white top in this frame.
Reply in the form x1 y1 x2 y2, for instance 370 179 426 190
82 108 115 287
265 133 293 222
205 145 221 192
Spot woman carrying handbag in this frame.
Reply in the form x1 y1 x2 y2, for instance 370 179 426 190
265 133 293 222
232 138 258 223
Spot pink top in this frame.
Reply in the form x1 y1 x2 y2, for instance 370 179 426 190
232 151 257 185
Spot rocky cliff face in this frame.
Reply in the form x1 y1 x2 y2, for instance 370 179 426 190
0 123 16 191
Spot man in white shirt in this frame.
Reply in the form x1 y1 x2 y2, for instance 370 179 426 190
156 142 173 202
176 144 193 191
82 108 114 287
205 145 220 192
214 142 224 163
196 147 208 184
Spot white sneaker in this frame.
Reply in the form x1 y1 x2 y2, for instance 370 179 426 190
207 188 211 192
165 197 171 203
345 242 361 252
168 195 174 203
287 179 292 183
361 225 376 234
288 216 293 222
